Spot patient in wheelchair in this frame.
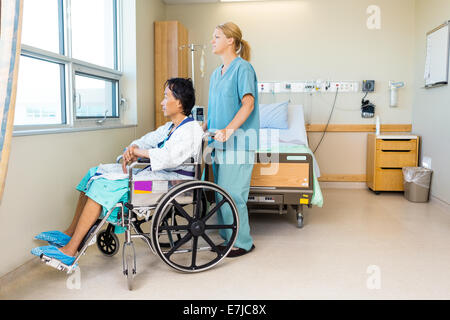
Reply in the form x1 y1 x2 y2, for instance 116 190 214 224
31 78 204 266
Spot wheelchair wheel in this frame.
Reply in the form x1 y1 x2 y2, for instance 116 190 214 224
96 225 120 257
123 242 136 291
151 181 239 273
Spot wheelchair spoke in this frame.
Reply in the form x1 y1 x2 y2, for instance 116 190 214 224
164 233 192 259
158 225 189 231
191 236 198 268
194 188 202 219
204 224 235 230
171 200 194 223
202 198 227 222
201 233 221 255
162 220 175 247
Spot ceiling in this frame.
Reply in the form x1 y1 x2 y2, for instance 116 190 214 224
163 0 218 4
163 0 268 4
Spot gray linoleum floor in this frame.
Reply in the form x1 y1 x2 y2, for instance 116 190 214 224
1 188 449 300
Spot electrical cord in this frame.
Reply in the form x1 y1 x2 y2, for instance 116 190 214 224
313 87 339 154
362 91 369 101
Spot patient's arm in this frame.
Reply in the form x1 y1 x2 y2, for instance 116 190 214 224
121 146 150 173
132 147 149 159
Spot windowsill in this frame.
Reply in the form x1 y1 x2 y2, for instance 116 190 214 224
13 123 137 137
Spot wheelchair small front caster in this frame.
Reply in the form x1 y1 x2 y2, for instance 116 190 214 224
123 242 136 291
296 213 304 229
97 228 119 257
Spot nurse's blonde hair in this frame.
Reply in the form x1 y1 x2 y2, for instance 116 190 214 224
216 22 251 61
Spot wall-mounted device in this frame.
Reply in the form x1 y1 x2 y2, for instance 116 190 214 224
361 97 375 118
389 81 405 107
362 80 375 92
191 106 204 124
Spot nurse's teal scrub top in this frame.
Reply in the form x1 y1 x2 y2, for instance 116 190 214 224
207 56 260 151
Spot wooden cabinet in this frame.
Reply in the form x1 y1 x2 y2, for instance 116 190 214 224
154 21 188 128
366 134 419 192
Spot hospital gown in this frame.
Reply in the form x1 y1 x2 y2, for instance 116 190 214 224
76 118 204 232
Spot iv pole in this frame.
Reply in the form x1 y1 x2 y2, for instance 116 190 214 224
179 44 206 90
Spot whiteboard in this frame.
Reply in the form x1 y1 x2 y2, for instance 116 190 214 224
424 21 450 88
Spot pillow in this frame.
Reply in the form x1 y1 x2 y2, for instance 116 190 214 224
259 101 289 129
259 105 309 147
279 104 308 146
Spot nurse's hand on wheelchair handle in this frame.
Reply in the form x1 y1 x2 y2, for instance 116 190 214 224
212 128 233 142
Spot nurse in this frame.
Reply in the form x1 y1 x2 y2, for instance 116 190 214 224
206 22 259 258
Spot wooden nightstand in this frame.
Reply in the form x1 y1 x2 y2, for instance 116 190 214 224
366 134 419 193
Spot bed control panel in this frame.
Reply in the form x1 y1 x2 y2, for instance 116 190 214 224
248 194 283 204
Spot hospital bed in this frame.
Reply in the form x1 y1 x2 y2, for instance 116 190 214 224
248 104 323 228
39 134 241 290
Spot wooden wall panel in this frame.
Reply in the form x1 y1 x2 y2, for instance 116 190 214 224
154 21 188 128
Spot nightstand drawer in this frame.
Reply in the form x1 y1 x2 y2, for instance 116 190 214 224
376 139 417 151
375 168 404 191
376 150 417 168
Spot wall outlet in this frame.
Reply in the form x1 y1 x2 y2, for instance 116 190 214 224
258 82 274 93
274 82 282 93
291 82 305 93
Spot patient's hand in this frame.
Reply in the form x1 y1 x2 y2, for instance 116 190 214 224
122 145 138 173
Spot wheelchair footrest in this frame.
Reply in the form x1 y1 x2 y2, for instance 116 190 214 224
40 254 76 273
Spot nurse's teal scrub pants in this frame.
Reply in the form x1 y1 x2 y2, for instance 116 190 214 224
212 149 255 251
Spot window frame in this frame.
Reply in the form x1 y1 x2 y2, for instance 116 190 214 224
14 0 124 134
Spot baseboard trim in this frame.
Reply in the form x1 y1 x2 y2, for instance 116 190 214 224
319 174 366 182
430 194 450 213
319 181 367 189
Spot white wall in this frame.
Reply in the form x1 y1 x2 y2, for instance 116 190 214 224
0 0 166 278
412 0 450 204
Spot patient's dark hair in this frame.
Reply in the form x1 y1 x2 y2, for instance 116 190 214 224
165 78 196 116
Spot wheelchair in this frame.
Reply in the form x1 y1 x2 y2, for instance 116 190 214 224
40 135 240 290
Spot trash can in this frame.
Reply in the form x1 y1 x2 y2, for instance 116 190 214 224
402 167 433 203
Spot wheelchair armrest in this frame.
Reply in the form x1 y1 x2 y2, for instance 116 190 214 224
117 155 150 164
137 158 150 163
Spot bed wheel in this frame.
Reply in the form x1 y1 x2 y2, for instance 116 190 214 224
296 213 304 229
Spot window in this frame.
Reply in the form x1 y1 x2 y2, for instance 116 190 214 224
71 0 118 69
15 55 66 125
74 73 118 119
15 0 122 131
21 0 63 54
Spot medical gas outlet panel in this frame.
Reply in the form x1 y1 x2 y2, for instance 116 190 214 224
258 81 361 93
